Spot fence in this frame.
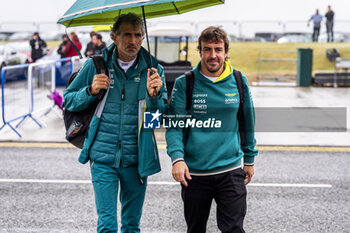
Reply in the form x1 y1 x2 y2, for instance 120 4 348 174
334 57 350 87
0 56 80 138
256 50 298 86
149 20 350 38
2 20 350 38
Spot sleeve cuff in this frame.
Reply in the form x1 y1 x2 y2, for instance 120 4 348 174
146 91 162 110
86 86 95 96
170 151 184 163
243 156 255 166
147 91 162 100
83 86 97 102
172 158 184 166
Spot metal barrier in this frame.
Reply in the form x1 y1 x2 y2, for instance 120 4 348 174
0 63 41 137
256 50 297 85
72 56 87 73
43 57 74 116
0 56 81 138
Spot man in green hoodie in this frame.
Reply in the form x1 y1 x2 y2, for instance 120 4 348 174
64 13 167 233
166 26 258 233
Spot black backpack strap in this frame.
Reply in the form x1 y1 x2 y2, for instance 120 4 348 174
233 69 245 146
185 70 194 111
91 55 109 101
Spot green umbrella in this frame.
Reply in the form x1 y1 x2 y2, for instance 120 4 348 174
58 0 225 64
58 0 224 27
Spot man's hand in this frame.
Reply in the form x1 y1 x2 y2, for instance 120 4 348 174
90 74 110 95
172 161 192 187
243 166 254 185
147 68 163 98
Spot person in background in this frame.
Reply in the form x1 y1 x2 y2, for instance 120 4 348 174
325 5 335 42
84 31 97 57
91 33 106 55
64 32 82 58
308 9 323 42
29 32 47 62
57 34 68 59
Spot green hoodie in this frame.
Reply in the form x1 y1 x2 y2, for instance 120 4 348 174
166 61 258 175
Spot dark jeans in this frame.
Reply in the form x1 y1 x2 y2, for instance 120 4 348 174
181 168 247 233
326 21 334 42
313 27 320 42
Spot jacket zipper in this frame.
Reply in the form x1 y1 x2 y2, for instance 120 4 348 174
121 87 125 100
112 67 125 167
118 72 125 166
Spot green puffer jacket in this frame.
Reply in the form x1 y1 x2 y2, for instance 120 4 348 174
63 44 167 178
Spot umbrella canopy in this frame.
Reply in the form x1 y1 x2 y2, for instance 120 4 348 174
57 0 225 27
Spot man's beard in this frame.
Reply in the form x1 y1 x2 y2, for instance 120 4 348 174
205 59 223 73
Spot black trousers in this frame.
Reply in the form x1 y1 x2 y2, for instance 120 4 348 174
181 168 247 233
326 21 334 42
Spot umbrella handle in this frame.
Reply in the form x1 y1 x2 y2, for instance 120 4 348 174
149 69 157 98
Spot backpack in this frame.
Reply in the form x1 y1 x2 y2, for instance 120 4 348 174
63 55 108 149
184 69 246 146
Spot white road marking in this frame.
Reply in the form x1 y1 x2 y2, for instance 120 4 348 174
0 179 332 188
2 142 350 152
247 183 332 188
0 179 91 184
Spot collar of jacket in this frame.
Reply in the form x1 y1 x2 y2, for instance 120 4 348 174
102 43 159 75
193 60 233 83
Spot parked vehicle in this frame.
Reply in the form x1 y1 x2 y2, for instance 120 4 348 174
236 37 267 42
7 41 32 63
255 32 283 42
318 32 350 43
40 31 65 41
277 34 312 43
0 32 14 41
7 32 32 41
147 27 193 101
0 43 29 69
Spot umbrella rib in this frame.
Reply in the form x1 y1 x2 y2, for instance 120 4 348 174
172 2 180 14
58 0 226 26
59 0 155 20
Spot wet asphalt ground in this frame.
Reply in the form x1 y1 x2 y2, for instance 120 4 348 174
0 145 349 233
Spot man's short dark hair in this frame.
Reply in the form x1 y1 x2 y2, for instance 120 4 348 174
110 13 145 38
93 33 102 41
197 26 229 53
90 31 97 38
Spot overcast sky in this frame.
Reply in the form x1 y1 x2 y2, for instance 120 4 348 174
0 0 349 36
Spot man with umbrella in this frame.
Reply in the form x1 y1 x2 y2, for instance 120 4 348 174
63 13 167 232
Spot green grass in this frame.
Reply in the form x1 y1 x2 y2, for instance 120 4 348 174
13 40 350 83
46 41 61 50
184 42 350 82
